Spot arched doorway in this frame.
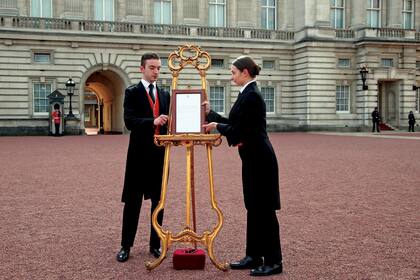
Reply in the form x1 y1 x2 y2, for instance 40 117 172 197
83 69 128 134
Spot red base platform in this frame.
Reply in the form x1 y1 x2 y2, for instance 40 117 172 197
173 248 206 270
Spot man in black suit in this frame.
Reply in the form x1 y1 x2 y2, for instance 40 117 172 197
116 53 170 262
371 107 381 133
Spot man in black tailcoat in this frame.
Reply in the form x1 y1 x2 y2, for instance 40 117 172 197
116 53 170 262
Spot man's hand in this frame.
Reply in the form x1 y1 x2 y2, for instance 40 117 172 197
203 122 218 133
202 101 210 115
153 114 168 126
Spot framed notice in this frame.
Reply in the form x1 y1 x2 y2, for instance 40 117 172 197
171 89 205 134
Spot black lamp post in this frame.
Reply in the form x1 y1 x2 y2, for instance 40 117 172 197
65 78 75 118
359 65 369 90
99 98 104 134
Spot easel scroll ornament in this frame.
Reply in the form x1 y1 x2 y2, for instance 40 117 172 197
145 45 229 271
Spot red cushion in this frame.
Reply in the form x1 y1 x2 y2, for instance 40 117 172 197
173 248 206 270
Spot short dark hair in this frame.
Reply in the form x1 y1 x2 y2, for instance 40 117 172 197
232 56 261 78
53 103 60 110
141 53 160 67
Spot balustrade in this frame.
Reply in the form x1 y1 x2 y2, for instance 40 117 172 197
3 15 416 43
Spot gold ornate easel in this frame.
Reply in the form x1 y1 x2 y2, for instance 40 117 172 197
145 45 229 271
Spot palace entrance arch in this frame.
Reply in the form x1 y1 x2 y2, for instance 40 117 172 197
81 67 129 134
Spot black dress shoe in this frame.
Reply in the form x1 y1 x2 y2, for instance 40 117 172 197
250 263 283 276
116 247 130 262
149 247 161 258
230 256 263 270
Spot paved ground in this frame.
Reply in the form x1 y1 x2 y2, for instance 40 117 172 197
0 132 419 280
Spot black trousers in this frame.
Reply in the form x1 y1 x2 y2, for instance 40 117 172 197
409 123 415 132
121 196 163 249
372 121 380 132
54 123 60 135
246 209 282 266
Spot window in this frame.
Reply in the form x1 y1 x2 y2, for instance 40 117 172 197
330 0 344 29
261 0 276 29
336 85 350 112
160 57 168 67
261 87 275 113
337 58 351 68
381 58 393 67
33 82 51 114
211 59 224 68
263 60 275 69
0 0 17 8
403 0 414 29
33 52 51 63
209 86 225 113
209 0 225 27
367 0 380 28
30 0 52 17
154 0 172 24
95 0 114 21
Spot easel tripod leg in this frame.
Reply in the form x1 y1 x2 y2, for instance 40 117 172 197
145 145 171 270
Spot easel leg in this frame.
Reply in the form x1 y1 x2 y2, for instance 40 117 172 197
205 144 229 271
146 144 171 270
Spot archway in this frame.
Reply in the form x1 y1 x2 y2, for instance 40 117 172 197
82 68 128 134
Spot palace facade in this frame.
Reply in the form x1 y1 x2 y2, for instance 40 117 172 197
0 0 419 135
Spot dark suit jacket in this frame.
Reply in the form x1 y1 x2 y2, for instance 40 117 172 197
208 81 280 210
122 82 170 202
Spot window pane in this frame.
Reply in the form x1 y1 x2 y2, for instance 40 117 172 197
406 0 413 10
267 8 275 29
160 57 168 67
33 82 51 113
209 0 224 27
261 8 267 28
162 1 171 24
104 0 114 21
381 58 393 67
210 86 225 113
372 0 379 8
263 60 274 69
42 0 51 17
95 0 103 20
336 9 343 28
261 87 274 113
211 59 224 68
404 13 412 29
336 85 349 112
216 5 224 26
154 2 161 23
31 0 41 17
337 58 350 67
34 53 51 63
